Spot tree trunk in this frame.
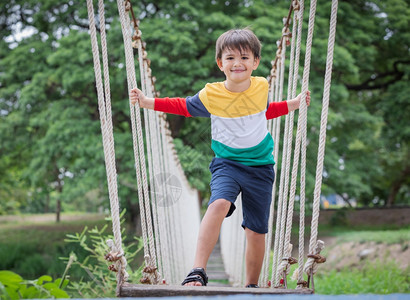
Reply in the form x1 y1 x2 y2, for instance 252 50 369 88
44 193 50 213
341 194 353 208
56 199 61 222
56 168 63 223
386 163 410 207
126 196 140 229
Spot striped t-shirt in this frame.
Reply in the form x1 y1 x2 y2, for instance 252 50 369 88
154 76 289 166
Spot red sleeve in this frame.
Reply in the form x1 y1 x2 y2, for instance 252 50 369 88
154 97 192 117
265 101 289 119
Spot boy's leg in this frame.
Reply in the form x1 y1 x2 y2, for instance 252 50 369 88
184 198 231 286
244 227 266 286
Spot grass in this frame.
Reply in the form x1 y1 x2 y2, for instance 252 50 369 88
272 225 410 294
1 213 409 295
316 261 410 294
266 252 409 295
0 214 108 280
329 228 410 244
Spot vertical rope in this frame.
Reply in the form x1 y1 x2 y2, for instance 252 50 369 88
305 0 338 277
143 59 165 280
115 0 149 261
274 37 289 286
86 0 128 292
271 50 285 285
261 75 277 287
116 1 159 286
285 0 317 263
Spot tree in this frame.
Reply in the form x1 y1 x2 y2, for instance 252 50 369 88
1 0 408 220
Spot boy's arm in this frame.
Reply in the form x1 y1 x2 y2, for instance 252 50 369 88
155 97 192 117
130 88 210 118
266 91 311 120
265 101 289 119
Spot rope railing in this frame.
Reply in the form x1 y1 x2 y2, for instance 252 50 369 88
86 0 200 289
222 0 338 291
86 0 338 293
86 1 128 295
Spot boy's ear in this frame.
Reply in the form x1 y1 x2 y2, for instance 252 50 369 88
216 58 224 71
253 57 260 70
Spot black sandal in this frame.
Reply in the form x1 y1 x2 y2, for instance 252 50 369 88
181 267 208 286
246 284 259 288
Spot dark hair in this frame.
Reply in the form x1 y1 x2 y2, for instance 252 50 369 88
215 28 261 61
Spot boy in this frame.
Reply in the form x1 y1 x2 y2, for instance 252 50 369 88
130 28 310 287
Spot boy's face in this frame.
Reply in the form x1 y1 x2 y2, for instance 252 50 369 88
217 47 260 85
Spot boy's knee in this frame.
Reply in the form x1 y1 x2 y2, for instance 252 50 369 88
245 227 266 239
209 198 231 213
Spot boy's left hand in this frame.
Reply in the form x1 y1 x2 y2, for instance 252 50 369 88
287 90 311 112
297 90 311 107
305 90 311 106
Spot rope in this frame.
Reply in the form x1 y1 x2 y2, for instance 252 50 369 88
86 0 337 291
116 0 160 284
85 0 128 292
274 2 302 284
138 35 200 284
303 240 325 275
286 0 306 286
284 0 317 268
305 0 338 277
143 58 164 284
274 35 288 286
261 74 277 287
271 51 284 285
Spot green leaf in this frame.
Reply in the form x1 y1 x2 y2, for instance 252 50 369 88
36 275 52 285
42 282 69 298
0 271 23 289
54 278 69 290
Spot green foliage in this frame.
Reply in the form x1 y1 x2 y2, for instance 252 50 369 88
63 216 143 298
330 227 410 245
329 209 349 227
316 261 410 294
0 0 409 218
0 270 69 299
0 215 143 298
0 216 107 279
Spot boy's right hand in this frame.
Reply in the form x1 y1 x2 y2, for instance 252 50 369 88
129 88 155 109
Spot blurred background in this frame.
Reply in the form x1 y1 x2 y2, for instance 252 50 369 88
0 0 409 297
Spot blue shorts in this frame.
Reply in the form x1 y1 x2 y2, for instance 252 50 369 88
209 158 275 234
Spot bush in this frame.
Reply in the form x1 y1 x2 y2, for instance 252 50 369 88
329 209 349 227
0 271 69 299
63 215 143 298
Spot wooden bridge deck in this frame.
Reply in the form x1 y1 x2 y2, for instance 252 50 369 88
119 283 314 297
120 238 313 297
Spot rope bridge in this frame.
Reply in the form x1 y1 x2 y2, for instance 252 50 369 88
86 0 338 296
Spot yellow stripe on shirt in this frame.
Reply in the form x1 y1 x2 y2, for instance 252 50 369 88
199 76 269 118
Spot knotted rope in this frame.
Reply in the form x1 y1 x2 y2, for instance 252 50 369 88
86 0 128 294
308 0 338 258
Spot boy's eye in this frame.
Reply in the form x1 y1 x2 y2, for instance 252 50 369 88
242 56 249 60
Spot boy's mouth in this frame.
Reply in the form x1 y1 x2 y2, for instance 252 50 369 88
231 69 245 73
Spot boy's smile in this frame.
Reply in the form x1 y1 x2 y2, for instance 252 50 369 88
217 48 260 92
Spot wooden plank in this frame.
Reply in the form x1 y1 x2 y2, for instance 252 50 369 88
120 283 314 297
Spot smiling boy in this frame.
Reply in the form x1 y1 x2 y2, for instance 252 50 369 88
130 28 310 287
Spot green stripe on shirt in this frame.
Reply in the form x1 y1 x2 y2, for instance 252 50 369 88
211 133 275 166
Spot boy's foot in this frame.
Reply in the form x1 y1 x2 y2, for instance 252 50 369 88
181 267 208 286
246 284 259 288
